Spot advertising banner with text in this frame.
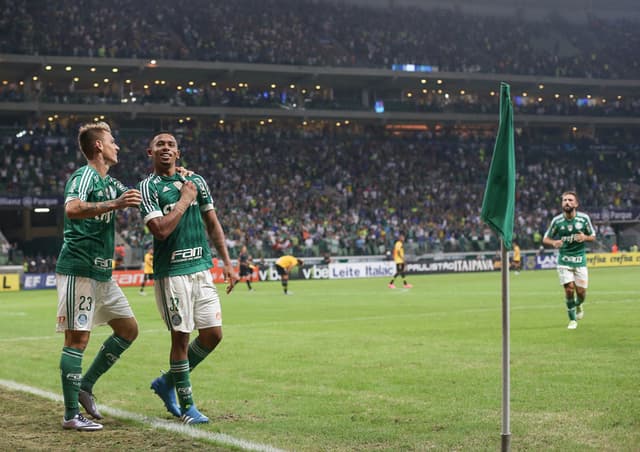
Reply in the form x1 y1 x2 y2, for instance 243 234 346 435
0 273 20 291
16 252 639 290
586 252 640 267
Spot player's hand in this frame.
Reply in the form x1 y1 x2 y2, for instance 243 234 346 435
118 189 142 208
176 166 194 178
574 232 585 243
224 266 240 294
553 240 562 249
179 180 198 204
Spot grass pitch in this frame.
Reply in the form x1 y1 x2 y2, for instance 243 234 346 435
0 267 638 451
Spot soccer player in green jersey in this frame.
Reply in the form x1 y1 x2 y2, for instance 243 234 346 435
139 132 239 424
542 191 596 330
55 122 142 431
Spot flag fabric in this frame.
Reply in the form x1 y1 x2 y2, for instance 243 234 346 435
481 82 516 250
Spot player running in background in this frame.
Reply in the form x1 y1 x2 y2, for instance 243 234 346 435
55 122 142 431
139 132 238 424
139 248 154 295
510 241 522 275
542 191 596 330
238 245 255 291
275 255 303 295
388 233 412 289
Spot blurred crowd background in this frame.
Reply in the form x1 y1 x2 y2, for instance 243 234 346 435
1 0 638 270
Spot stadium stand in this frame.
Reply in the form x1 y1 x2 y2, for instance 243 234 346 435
1 0 640 78
0 0 638 265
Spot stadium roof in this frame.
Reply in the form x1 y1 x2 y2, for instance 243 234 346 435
334 0 640 21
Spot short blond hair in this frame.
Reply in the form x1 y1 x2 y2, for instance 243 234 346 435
77 122 112 159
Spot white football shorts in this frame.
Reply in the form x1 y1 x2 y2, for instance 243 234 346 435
556 265 589 288
56 274 134 332
154 270 222 333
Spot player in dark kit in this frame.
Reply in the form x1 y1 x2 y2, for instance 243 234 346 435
238 245 255 291
55 122 142 431
139 132 238 424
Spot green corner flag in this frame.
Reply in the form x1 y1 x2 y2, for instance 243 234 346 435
481 82 516 250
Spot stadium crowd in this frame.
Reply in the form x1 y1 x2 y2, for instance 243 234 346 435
1 121 637 260
1 0 640 79
1 0 638 264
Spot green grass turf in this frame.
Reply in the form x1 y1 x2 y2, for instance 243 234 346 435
0 267 638 451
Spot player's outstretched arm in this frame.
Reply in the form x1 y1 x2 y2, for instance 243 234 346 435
65 189 142 220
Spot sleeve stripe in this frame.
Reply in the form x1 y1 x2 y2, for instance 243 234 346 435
76 167 93 201
139 177 161 217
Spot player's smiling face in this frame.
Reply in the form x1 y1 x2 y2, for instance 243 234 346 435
148 134 180 169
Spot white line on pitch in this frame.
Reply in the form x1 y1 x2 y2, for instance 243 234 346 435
0 379 286 452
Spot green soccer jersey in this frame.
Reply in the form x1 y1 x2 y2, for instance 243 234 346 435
138 173 214 278
543 211 595 268
55 165 128 281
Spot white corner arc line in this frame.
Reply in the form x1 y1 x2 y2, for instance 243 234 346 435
0 379 286 452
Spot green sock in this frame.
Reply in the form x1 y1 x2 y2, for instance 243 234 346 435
188 338 213 371
576 295 585 307
170 359 193 410
81 335 131 393
158 339 213 388
566 298 576 321
60 346 83 420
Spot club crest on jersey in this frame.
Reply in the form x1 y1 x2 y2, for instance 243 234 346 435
77 313 88 327
173 181 183 190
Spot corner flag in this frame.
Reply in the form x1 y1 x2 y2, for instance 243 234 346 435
482 82 516 452
480 82 515 250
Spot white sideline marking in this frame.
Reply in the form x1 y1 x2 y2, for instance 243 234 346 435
0 379 285 452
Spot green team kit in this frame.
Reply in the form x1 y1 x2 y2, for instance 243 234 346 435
543 212 595 267
55 165 127 280
138 173 214 277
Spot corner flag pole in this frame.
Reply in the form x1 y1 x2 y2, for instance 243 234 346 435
500 240 511 452
479 82 515 452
